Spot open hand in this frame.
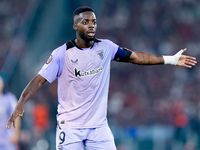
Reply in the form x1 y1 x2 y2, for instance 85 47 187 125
7 105 24 129
176 48 197 68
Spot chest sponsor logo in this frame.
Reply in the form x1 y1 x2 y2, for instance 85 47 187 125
74 66 103 77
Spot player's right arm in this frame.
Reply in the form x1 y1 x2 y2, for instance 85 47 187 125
6 74 46 129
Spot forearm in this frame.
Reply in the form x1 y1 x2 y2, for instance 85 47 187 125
130 52 164 65
18 75 46 106
7 75 47 129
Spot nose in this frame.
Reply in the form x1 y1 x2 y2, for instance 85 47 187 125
88 21 94 28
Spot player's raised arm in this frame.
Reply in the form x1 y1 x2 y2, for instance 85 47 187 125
129 48 197 68
6 74 46 129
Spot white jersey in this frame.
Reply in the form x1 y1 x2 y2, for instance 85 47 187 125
38 39 118 128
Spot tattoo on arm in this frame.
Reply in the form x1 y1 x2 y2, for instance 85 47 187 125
142 53 146 64
21 75 46 104
157 55 163 63
147 54 151 64
134 52 164 65
142 53 153 64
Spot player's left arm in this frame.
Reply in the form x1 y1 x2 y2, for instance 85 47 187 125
129 48 197 68
114 47 197 68
129 51 164 65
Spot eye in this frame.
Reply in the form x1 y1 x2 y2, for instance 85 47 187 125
93 21 97 25
82 20 87 25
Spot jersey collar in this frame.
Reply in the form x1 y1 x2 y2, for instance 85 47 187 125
66 38 101 50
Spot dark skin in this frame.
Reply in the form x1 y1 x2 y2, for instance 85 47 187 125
7 75 46 128
7 11 197 129
73 11 97 48
73 11 196 66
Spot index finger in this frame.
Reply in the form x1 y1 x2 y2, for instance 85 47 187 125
6 118 12 129
6 115 16 129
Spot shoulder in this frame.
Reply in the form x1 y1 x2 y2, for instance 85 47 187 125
49 43 67 63
52 43 66 55
97 39 118 47
97 39 113 44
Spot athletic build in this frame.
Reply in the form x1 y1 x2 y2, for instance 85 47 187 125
7 6 197 150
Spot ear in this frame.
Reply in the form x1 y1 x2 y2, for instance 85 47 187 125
73 24 77 31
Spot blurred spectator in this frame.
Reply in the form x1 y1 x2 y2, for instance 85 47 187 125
33 104 49 131
0 76 20 150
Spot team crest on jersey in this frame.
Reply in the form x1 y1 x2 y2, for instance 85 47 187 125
46 55 52 64
42 55 52 69
97 49 104 60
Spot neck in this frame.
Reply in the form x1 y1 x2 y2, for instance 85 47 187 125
75 36 94 48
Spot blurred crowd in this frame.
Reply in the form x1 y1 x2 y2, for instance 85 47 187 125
100 0 200 126
0 0 25 72
1 0 200 150
0 0 39 84
100 0 200 149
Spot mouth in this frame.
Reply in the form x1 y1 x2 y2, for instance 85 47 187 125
87 31 95 37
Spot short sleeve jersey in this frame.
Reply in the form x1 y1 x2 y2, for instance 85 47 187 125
0 93 17 145
38 39 119 128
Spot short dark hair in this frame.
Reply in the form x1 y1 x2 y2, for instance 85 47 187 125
73 6 94 18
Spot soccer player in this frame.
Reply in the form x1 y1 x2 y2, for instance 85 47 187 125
0 76 20 150
7 6 197 150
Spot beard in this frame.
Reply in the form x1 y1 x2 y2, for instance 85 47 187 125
79 30 95 42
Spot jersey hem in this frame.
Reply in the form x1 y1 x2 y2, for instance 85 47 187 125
57 122 108 130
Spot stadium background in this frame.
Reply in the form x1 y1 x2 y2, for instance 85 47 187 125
1 0 200 150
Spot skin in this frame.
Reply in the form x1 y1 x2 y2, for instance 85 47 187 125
130 48 197 67
7 75 46 128
7 10 197 129
73 11 97 48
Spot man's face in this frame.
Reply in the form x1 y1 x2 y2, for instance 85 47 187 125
73 11 97 42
